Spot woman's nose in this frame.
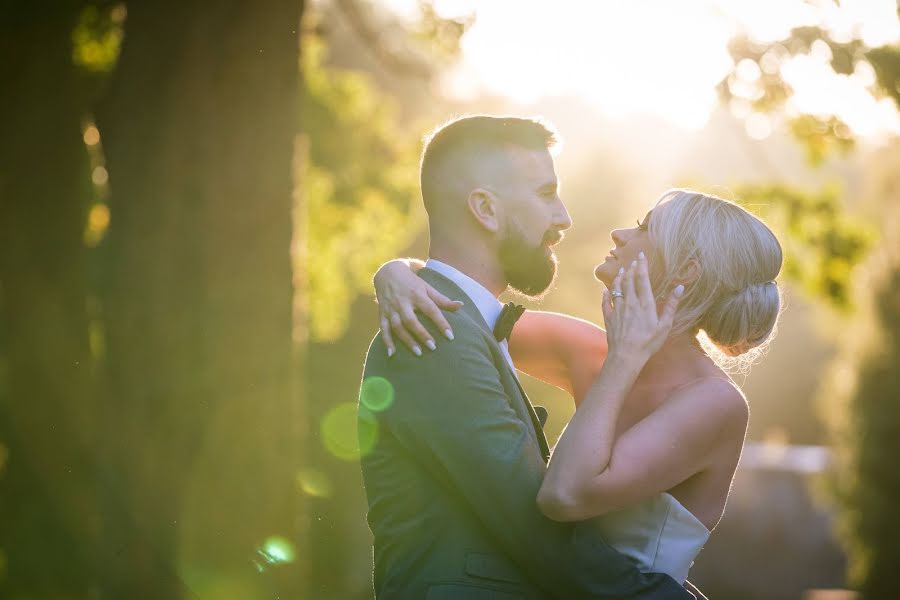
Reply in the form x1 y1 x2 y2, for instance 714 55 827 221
611 228 626 246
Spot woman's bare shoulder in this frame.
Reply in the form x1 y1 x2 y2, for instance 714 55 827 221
670 375 749 431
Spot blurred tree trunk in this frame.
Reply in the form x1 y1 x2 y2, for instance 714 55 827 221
0 3 100 598
96 1 305 597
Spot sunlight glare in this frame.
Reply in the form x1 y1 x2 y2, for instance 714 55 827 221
782 53 900 137
442 1 734 129
819 0 900 47
385 0 900 135
745 113 772 140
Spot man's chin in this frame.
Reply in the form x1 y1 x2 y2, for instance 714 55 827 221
510 281 553 301
508 260 557 300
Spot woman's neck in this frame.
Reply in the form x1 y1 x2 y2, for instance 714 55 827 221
637 332 712 385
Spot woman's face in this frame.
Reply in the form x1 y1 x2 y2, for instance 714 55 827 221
594 209 653 286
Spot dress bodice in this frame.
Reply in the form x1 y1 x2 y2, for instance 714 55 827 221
591 493 711 583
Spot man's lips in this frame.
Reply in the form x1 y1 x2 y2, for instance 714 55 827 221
545 233 565 246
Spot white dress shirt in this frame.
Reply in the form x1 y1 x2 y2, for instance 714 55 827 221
425 259 517 372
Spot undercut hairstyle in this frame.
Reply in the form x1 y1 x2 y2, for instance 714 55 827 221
420 115 558 215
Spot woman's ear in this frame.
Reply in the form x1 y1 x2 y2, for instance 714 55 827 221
673 258 701 286
467 188 500 233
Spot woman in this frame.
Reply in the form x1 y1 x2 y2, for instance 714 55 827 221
372 189 783 583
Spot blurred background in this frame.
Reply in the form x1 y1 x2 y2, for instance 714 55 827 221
1 0 899 598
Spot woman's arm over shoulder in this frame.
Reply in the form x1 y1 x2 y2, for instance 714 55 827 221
509 311 608 401
538 376 748 521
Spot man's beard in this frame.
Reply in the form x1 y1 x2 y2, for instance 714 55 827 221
498 220 559 299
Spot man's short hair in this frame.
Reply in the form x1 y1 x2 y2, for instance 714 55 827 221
420 115 558 214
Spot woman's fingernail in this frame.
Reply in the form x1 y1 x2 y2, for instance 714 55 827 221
425 340 437 351
387 347 395 358
674 285 685 297
639 251 645 260
445 329 455 340
618 267 625 275
412 346 422 357
631 260 637 268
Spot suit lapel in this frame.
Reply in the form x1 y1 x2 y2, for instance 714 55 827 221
509 375 551 462
418 268 551 462
418 268 492 334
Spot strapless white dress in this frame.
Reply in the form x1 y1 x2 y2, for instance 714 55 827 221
591 493 711 583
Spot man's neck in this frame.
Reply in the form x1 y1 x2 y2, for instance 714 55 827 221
428 247 507 298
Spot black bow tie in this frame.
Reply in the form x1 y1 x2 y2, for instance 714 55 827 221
493 302 526 342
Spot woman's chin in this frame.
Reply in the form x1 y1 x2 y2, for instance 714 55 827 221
594 261 615 285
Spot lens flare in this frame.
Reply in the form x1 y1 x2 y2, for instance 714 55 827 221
83 125 100 146
257 535 296 565
296 467 332 498
321 402 378 460
360 376 394 412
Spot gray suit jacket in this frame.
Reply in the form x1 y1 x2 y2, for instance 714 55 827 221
359 268 693 599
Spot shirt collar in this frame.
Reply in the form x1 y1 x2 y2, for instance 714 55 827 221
425 259 504 330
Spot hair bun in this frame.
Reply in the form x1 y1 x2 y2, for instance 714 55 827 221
701 281 781 357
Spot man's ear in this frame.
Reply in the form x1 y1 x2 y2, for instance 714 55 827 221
673 258 701 286
467 188 500 233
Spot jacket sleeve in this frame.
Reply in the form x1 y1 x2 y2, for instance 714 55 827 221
369 313 692 600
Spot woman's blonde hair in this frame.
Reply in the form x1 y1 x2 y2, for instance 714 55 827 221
647 189 783 361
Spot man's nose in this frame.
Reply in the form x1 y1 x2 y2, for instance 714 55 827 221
554 199 573 231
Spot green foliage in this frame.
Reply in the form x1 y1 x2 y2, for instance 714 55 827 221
300 37 424 341
788 115 854 166
866 44 900 107
825 265 900 596
722 25 898 167
411 1 475 61
724 13 900 597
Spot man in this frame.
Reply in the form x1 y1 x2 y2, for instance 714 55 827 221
359 116 695 599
